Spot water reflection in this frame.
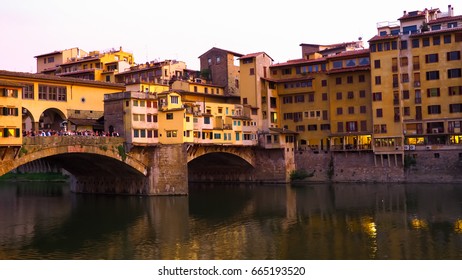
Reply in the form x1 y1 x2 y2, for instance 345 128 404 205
0 181 461 259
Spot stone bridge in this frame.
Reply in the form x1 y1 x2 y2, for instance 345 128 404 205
0 137 294 195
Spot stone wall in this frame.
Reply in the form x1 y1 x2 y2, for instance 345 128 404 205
405 150 462 183
295 149 462 183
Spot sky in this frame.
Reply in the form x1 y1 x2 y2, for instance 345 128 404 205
0 0 455 73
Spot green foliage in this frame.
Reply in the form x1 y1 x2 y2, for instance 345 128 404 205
200 69 211 80
100 145 108 152
117 145 127 161
290 169 314 181
327 156 334 180
404 155 417 168
19 147 28 157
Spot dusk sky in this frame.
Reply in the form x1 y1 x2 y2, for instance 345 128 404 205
0 0 455 73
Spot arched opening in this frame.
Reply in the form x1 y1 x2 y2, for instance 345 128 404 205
188 152 255 182
39 108 66 132
21 107 35 134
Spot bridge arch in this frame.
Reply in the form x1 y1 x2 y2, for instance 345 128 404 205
187 145 257 182
0 137 148 178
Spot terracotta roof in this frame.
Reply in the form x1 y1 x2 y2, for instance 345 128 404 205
0 80 24 87
409 26 462 37
34 50 63 58
430 15 462 24
68 118 103 126
398 11 426 21
328 65 370 74
198 47 244 58
269 127 298 134
270 77 315 83
239 52 274 61
368 35 400 42
328 49 370 59
271 57 326 68
0 70 125 89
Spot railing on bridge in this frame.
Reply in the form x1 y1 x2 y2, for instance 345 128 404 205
23 136 125 147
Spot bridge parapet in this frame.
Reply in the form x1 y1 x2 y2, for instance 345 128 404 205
23 136 125 147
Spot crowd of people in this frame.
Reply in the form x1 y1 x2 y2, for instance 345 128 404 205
23 129 120 137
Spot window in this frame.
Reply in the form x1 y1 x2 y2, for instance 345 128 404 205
295 95 305 103
448 22 458 28
347 76 353 83
400 40 408 49
322 93 328 101
375 76 381 85
166 113 173 120
207 58 212 65
337 122 344 133
336 92 342 100
448 68 462 78
216 56 221 64
425 53 439 63
400 57 408 66
444 34 452 44
422 37 430 47
373 92 382 101
358 75 365 82
447 51 461 61
321 124 330 130
308 93 314 102
337 107 343 115
346 59 356 67
360 106 366 114
336 77 342 84
333 61 342 69
307 125 317 131
322 110 328 120
249 68 255 75
402 90 410 99
403 107 410 116
401 73 409 83
346 121 357 132
347 91 354 99
166 130 178 138
433 36 441 45
449 104 462 113
37 85 66 101
449 86 462 96
348 106 355 114
427 88 440 97
376 108 383 118
283 96 293 104
426 71 439 80
374 60 381 68
428 105 441 114
412 39 420 48
22 84 34 99
170 96 179 104
359 90 366 98
282 68 291 75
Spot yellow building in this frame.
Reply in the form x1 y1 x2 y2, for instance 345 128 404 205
37 47 135 82
115 59 193 86
327 50 372 151
369 4 462 159
0 80 23 146
0 70 125 137
35 47 87 74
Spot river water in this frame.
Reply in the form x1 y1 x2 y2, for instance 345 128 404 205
0 181 461 260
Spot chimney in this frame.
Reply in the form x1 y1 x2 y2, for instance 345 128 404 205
403 10 407 16
448 5 454 17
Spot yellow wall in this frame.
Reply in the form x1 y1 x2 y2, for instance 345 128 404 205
0 84 23 145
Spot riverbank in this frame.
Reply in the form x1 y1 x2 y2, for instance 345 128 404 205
0 172 69 182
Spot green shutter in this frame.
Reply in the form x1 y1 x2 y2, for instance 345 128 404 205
14 108 19 116
15 128 20 137
3 128 8 137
